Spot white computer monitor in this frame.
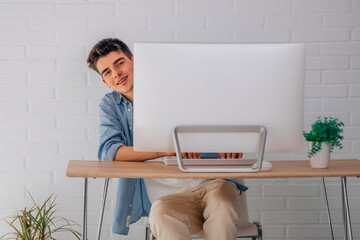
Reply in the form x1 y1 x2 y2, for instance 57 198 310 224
133 42 305 154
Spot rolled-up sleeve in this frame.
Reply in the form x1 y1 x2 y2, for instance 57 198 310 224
98 96 126 161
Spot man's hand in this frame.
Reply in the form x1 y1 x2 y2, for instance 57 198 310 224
157 152 176 157
157 152 201 159
219 153 243 159
182 152 201 159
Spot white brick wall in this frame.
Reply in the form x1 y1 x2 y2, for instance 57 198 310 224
0 1 359 239
0 4 55 16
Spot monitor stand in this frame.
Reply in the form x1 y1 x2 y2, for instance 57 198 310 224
172 125 267 173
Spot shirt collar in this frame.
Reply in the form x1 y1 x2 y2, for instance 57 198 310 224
114 91 130 105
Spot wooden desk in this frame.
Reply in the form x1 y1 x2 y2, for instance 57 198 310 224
67 159 360 179
66 159 360 240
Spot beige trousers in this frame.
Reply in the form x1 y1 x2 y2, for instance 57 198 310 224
149 179 242 240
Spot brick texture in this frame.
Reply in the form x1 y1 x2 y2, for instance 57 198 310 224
0 1 359 239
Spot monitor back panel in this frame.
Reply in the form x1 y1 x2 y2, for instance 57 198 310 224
133 43 305 153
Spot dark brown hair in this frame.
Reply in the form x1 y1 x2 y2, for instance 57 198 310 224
87 38 133 74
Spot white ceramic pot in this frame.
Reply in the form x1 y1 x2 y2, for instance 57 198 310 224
308 142 331 168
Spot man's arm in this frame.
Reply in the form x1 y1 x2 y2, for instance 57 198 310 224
114 146 174 162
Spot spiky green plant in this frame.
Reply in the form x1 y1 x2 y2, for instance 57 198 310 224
303 117 344 158
0 192 81 240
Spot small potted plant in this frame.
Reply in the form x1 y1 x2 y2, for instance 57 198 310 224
303 116 344 168
0 192 81 240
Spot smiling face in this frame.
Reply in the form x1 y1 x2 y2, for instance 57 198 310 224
96 51 134 102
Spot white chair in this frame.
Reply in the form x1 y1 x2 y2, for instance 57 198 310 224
145 179 262 240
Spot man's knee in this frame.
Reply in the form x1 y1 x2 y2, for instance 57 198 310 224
203 180 241 219
149 197 188 225
149 198 194 240
208 180 240 202
149 198 169 223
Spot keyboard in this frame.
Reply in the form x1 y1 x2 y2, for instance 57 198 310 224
162 156 256 166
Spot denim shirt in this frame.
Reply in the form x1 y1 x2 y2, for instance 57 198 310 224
98 91 248 235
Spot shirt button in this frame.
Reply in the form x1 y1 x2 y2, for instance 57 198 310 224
134 184 136 187
129 127 132 130
129 203 132 207
128 108 131 112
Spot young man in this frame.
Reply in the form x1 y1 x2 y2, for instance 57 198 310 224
87 38 247 240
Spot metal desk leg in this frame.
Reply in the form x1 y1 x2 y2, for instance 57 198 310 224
342 179 347 240
83 178 88 240
322 178 334 240
97 178 110 240
341 177 353 240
